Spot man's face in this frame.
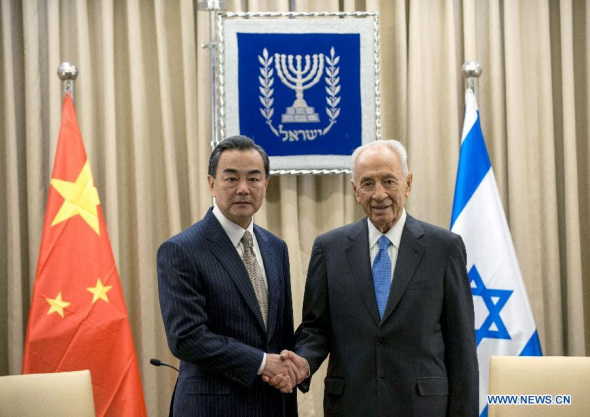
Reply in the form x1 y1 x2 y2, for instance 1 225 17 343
351 145 412 233
208 149 269 228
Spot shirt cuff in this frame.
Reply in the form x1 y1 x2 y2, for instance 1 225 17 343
257 353 266 375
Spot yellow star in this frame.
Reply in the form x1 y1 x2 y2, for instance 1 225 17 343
87 278 113 304
46 292 71 318
50 160 101 234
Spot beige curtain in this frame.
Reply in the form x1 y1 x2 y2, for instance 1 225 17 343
1 0 588 415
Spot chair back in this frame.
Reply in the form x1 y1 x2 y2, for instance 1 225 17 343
488 356 590 416
0 370 95 417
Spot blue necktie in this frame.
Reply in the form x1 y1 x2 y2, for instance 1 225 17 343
372 235 392 319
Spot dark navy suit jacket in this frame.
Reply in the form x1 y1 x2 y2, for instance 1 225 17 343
157 208 297 416
295 215 478 417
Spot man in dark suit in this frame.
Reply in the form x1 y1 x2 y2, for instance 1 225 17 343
277 139 478 416
157 135 297 416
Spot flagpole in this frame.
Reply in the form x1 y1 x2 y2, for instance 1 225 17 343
197 0 228 148
57 62 78 103
461 60 482 102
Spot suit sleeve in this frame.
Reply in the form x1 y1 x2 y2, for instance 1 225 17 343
443 235 479 416
294 235 332 392
157 240 263 387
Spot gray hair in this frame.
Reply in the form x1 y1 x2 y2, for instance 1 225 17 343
351 139 409 179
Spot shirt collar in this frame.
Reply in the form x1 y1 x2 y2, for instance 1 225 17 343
368 208 407 250
212 204 255 248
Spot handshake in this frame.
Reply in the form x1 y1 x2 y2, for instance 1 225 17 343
261 350 308 394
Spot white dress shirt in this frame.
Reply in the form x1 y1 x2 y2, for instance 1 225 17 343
212 205 268 374
368 208 407 282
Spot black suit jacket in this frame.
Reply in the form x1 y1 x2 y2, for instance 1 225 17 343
157 208 297 417
294 215 478 417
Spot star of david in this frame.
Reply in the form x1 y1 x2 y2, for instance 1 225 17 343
470 266 513 346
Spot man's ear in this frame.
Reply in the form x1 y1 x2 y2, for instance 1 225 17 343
263 176 270 196
207 175 216 197
351 179 361 203
405 173 413 198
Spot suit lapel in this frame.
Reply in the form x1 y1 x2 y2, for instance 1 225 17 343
346 219 381 326
255 226 279 340
381 215 425 323
204 211 267 332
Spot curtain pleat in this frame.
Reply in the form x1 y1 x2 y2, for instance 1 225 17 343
555 0 585 356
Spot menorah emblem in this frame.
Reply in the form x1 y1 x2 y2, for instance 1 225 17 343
274 53 325 123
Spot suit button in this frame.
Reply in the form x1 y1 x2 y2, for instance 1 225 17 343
377 338 384 347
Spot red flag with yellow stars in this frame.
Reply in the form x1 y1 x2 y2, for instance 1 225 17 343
22 93 147 417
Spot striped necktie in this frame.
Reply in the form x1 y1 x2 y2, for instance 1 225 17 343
241 231 268 327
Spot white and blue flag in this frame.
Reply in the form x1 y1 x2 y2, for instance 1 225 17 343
451 88 542 417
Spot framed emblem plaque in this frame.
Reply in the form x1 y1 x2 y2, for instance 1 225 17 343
218 12 380 174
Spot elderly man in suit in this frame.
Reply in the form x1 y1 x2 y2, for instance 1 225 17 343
275 139 478 416
157 135 297 416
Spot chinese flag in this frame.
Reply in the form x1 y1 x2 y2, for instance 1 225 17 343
22 93 147 417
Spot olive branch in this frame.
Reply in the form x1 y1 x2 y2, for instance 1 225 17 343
323 47 341 134
258 48 278 136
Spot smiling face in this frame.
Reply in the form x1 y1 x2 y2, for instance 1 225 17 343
351 145 412 233
208 149 270 228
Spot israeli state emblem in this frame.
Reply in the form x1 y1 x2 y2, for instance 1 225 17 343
258 47 341 142
235 32 362 157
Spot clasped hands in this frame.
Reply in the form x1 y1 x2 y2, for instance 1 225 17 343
261 350 308 393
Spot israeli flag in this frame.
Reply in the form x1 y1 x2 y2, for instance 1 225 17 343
451 88 542 417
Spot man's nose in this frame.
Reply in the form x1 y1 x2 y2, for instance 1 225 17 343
372 181 387 200
236 178 250 194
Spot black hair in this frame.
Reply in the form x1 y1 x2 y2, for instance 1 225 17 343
208 135 270 178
